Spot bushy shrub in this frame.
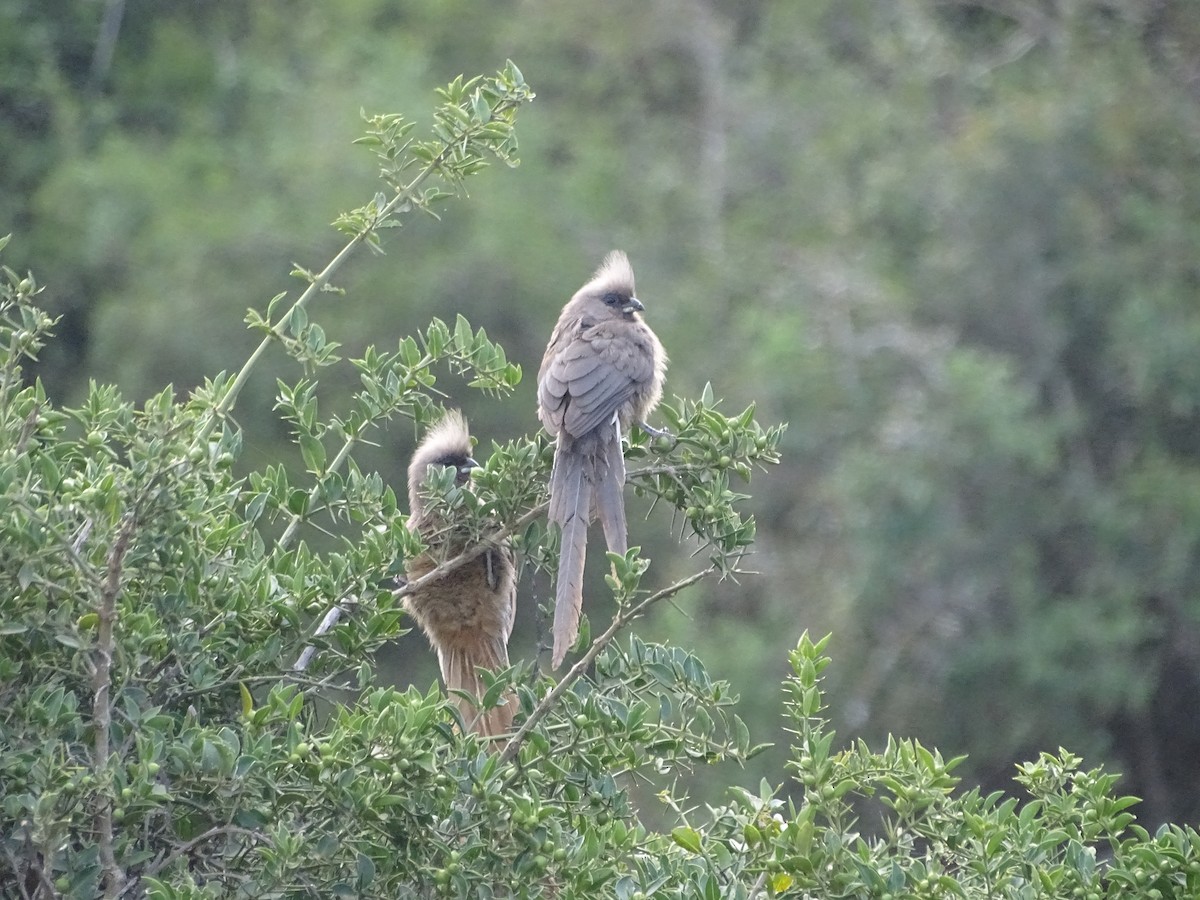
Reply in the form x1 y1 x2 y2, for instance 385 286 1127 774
2 65 1195 900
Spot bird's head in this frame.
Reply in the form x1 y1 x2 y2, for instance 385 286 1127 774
408 410 478 494
571 250 645 321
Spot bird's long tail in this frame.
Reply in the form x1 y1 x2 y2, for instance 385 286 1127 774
440 633 513 738
549 445 593 668
594 428 628 557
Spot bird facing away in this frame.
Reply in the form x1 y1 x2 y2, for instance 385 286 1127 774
403 411 516 737
537 251 668 668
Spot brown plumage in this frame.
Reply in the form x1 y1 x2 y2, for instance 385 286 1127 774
403 411 516 737
537 251 668 668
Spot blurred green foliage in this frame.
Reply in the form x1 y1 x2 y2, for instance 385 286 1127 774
5 0 1200 827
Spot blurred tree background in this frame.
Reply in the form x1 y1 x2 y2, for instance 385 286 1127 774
4 0 1200 825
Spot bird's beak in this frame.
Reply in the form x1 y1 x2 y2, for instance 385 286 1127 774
456 457 479 484
623 296 644 313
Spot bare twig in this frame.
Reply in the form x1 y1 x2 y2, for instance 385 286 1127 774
627 462 707 480
93 511 137 899
749 870 768 898
497 565 718 767
72 517 94 555
291 598 358 673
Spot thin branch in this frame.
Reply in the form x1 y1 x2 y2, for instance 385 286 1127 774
497 566 718 767
14 400 41 456
0 840 34 900
196 109 482 446
291 599 356 673
289 501 548 672
10 499 101 586
395 501 549 600
142 609 234 713
71 517 95 555
34 830 58 900
88 0 126 93
120 826 269 897
277 409 395 551
93 511 137 899
749 870 768 899
627 462 708 480
206 236 369 431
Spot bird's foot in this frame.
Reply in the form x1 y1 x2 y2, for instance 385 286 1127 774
637 421 673 440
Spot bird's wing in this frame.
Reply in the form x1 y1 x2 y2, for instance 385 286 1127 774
538 337 598 429
543 320 654 439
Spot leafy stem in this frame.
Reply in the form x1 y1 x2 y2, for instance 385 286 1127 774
195 63 532 444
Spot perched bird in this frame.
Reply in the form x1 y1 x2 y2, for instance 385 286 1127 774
537 251 668 668
403 411 516 737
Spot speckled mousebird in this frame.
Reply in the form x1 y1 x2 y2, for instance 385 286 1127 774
537 251 667 668
403 411 516 736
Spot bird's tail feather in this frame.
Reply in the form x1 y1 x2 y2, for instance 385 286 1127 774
595 431 628 557
550 448 591 668
440 635 513 738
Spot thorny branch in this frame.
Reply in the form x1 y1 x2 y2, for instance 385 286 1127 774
497 565 719 767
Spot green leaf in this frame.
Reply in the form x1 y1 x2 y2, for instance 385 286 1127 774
670 826 702 854
142 877 172 899
245 492 268 523
239 682 253 718
286 489 309 516
298 433 326 473
288 305 308 337
356 853 376 888
733 715 751 754
573 614 590 653
888 862 905 892
453 314 473 351
200 739 222 774
317 833 339 858
471 91 491 123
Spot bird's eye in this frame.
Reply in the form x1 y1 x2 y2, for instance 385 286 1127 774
601 291 622 306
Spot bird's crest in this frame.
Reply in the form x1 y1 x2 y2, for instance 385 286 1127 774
587 250 636 297
409 410 472 478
